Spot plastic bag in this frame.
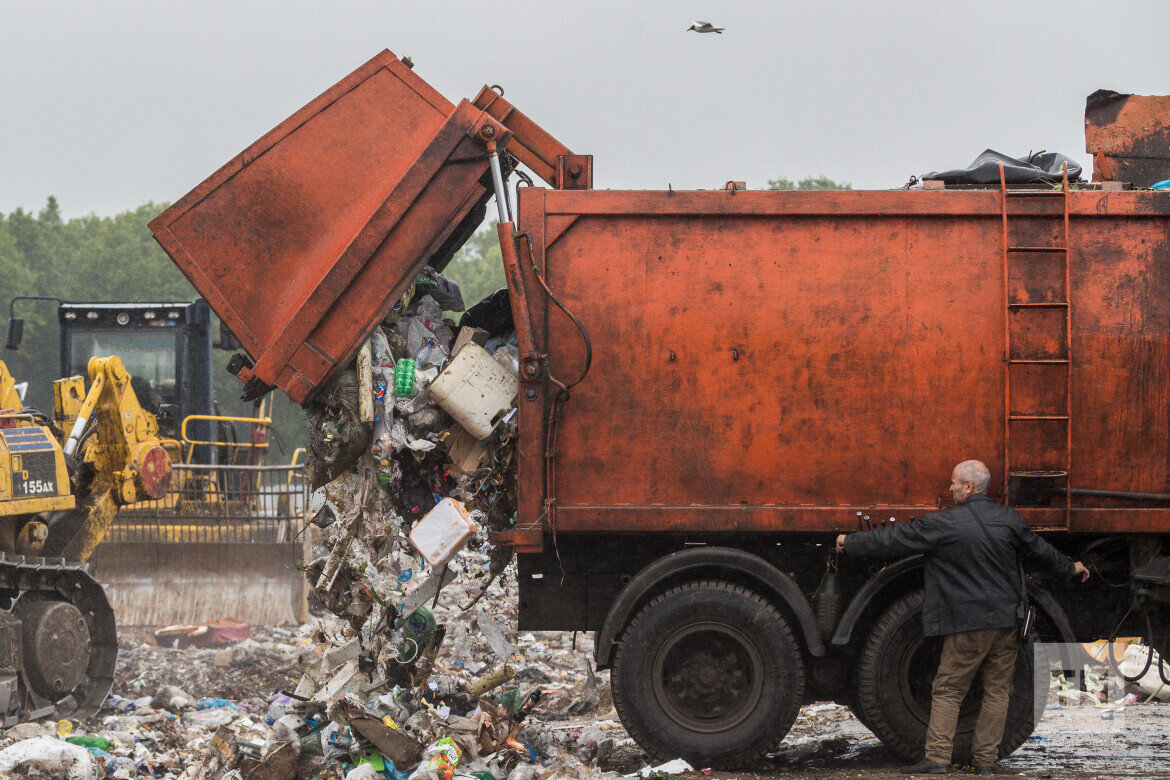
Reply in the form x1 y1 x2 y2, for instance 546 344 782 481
370 329 396 456
924 149 1082 185
344 765 381 780
393 367 439 416
391 420 437 453
0 737 98 780
417 737 461 780
415 267 465 312
493 344 519 375
307 369 370 489
460 288 514 338
183 707 238 729
401 295 453 368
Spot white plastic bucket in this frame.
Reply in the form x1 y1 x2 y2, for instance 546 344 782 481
426 343 517 440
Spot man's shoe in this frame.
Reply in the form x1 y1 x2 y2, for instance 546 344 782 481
899 759 948 774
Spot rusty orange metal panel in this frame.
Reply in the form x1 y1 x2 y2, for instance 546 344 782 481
1085 90 1170 187
149 50 509 403
519 188 1170 536
473 86 571 187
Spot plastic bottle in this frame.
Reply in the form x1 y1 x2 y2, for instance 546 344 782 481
515 689 543 722
396 606 437 664
264 702 285 725
66 735 111 749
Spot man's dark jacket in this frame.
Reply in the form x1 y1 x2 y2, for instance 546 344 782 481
843 494 1076 637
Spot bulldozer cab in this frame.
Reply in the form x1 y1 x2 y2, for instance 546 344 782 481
57 300 214 447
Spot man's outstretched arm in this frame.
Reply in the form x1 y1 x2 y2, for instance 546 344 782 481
837 515 944 559
1014 520 1089 581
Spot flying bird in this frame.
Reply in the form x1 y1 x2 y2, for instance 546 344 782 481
687 21 725 33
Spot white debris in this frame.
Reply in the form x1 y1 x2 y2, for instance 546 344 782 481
0 737 97 780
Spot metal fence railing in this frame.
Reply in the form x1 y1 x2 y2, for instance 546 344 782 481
108 463 308 544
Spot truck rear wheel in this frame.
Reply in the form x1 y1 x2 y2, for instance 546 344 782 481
854 590 1035 763
612 580 805 768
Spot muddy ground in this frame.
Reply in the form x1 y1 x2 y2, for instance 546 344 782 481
93 627 1170 778
694 704 1170 779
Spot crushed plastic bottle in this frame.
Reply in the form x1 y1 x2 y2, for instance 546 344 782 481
183 707 239 729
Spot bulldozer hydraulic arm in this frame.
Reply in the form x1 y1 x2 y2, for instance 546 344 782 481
51 357 172 560
0 362 22 415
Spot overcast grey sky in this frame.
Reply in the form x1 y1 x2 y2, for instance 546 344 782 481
2 1 1168 218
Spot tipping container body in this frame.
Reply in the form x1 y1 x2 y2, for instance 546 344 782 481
149 50 506 403
513 187 1170 538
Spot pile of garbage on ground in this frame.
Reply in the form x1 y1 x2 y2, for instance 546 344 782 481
0 610 646 779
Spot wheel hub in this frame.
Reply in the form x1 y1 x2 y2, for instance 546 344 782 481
20 600 91 698
653 623 763 733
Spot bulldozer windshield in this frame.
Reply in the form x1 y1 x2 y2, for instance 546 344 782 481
67 328 178 412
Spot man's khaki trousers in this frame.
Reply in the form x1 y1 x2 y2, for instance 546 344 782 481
924 626 1019 766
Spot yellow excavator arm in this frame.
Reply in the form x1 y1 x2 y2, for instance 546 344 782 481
48 356 173 560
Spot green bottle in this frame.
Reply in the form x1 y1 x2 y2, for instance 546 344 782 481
492 688 523 713
396 606 437 664
66 735 111 749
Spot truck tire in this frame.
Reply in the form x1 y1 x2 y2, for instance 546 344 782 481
854 590 1035 763
845 695 874 733
612 580 805 768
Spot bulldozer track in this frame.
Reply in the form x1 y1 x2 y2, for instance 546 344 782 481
0 552 117 725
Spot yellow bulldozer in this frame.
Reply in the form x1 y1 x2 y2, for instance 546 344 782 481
0 356 171 723
6 298 309 630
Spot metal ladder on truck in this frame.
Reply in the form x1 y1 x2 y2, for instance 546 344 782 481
999 163 1072 527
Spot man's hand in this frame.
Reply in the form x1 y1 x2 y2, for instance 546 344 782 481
836 534 847 554
1073 561 1090 583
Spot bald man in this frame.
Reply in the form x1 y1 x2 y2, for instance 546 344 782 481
837 460 1089 775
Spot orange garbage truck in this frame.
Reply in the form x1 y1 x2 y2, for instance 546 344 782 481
148 51 1170 766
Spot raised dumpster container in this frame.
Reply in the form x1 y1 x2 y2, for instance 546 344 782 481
150 50 511 403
